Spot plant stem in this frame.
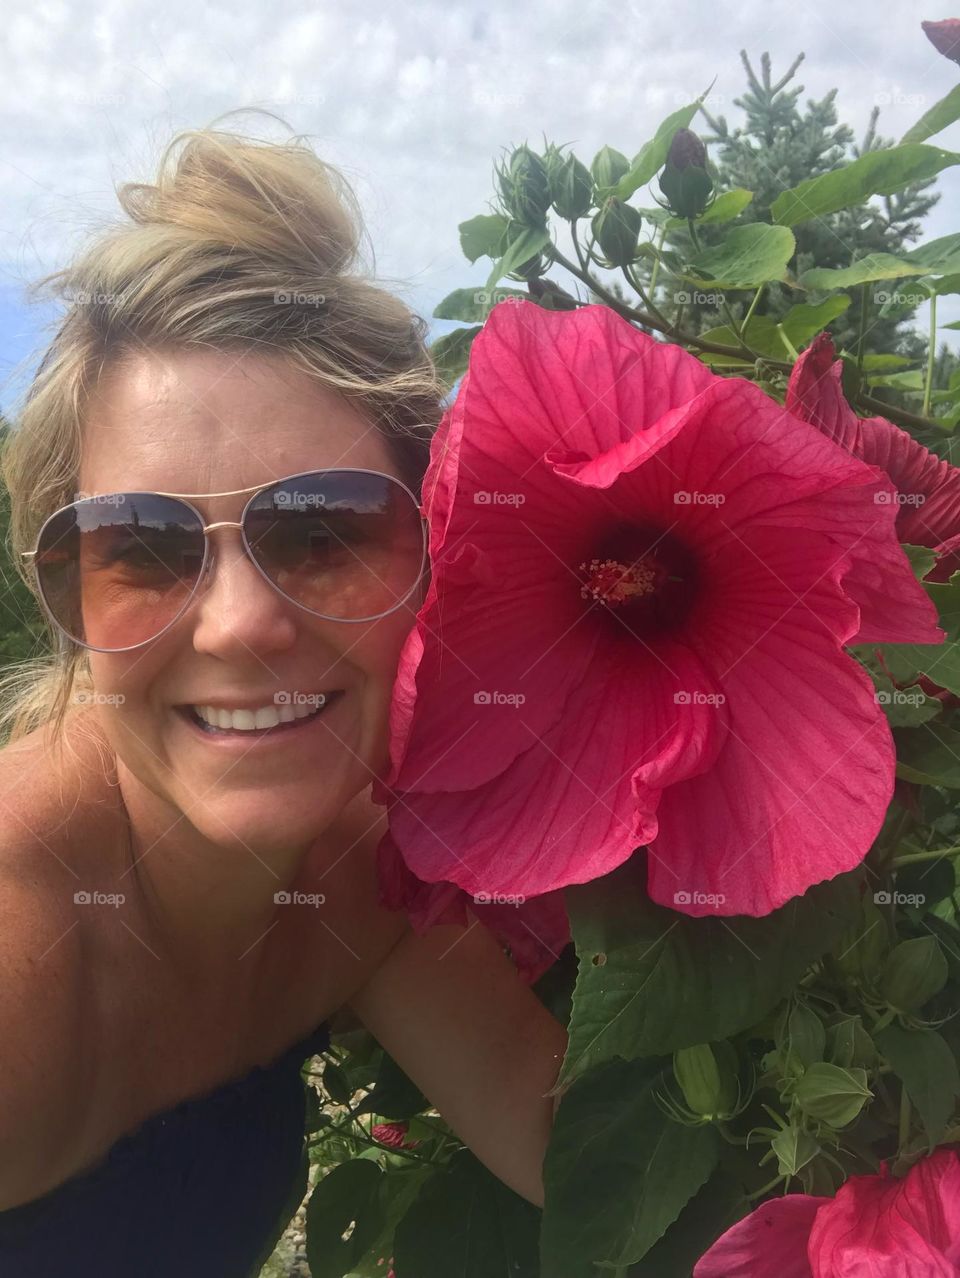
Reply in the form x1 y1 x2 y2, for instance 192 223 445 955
739 285 765 339
648 223 667 298
893 845 960 867
923 291 938 418
898 1085 912 1154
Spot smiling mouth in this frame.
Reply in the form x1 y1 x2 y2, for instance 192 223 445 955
178 691 345 736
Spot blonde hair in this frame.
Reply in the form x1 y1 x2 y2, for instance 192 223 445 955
0 111 445 759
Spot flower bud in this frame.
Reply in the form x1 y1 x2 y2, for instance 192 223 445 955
776 1001 826 1072
923 19 960 65
771 1125 820 1177
825 1014 875 1070
550 152 594 221
879 936 948 1012
591 196 642 268
658 128 714 220
793 1062 872 1128
590 144 631 194
495 145 552 226
672 1040 739 1118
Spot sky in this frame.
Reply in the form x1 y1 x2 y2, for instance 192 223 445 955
2 0 959 418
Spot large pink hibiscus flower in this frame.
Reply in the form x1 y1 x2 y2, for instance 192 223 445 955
374 300 942 930
693 1147 960 1276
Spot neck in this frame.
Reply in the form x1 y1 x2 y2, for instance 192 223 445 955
110 760 374 990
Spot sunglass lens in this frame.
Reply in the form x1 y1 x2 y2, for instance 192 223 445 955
243 472 425 621
34 494 206 649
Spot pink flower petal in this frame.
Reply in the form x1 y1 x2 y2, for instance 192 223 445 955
693 1194 825 1277
808 1150 960 1276
383 637 727 900
374 826 569 984
645 524 897 915
786 333 960 557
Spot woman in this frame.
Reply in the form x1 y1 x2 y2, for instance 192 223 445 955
0 118 568 1276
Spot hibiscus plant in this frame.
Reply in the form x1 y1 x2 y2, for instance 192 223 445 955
298 21 960 1278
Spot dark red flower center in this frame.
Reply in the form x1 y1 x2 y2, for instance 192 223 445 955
577 522 699 637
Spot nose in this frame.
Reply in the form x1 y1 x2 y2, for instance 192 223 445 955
186 525 300 662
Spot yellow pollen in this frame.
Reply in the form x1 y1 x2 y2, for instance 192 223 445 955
579 556 657 606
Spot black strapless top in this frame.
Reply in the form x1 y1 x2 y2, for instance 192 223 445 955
0 1019 331 1277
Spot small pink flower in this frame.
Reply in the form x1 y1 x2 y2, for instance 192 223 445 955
923 18 960 63
694 1148 960 1276
371 1122 420 1150
375 301 942 922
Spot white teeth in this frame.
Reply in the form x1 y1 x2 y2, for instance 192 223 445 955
192 697 331 731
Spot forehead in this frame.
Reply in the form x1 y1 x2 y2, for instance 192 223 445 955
78 348 396 496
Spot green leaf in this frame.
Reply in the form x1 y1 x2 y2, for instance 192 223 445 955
432 286 528 323
896 723 960 787
901 83 960 146
880 642 960 698
926 571 960 639
697 319 788 363
874 1023 960 1148
484 223 551 293
541 1056 720 1274
393 1148 540 1277
686 223 796 288
799 254 924 290
458 213 510 264
628 1154 750 1277
427 325 481 392
560 853 860 1089
345 1165 436 1278
870 673 942 727
352 1049 429 1121
771 144 960 226
305 1160 388 1278
611 98 706 200
323 1062 354 1106
903 233 960 275
904 544 939 580
780 295 852 348
666 187 754 228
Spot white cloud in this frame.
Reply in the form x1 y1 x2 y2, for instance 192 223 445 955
1 0 958 413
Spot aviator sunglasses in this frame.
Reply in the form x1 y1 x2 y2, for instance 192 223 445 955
22 468 429 653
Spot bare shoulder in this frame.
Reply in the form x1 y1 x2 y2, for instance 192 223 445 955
0 713 118 1208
